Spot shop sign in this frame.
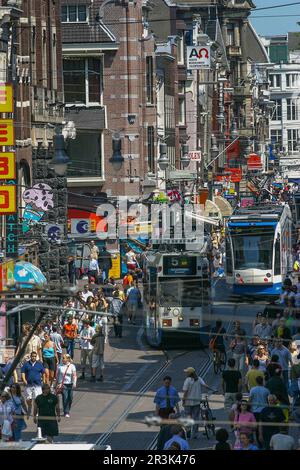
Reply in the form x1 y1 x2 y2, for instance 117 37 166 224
187 46 211 69
6 213 18 258
0 83 13 113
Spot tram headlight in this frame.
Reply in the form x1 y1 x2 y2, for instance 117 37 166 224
178 314 184 322
172 308 180 317
266 273 272 278
235 273 241 278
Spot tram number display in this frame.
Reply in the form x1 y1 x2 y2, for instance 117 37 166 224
163 256 197 276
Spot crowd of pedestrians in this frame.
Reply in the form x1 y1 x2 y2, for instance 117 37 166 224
0 272 142 443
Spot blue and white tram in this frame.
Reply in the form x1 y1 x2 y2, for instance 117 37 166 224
226 204 293 297
143 251 211 348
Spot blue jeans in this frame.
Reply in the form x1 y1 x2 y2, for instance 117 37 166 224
282 370 289 389
62 384 73 415
65 339 75 359
13 416 27 441
184 405 201 438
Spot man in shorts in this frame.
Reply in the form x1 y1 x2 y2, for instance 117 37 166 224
21 351 45 419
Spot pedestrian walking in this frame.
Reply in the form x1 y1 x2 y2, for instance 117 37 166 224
126 281 141 325
233 400 257 445
21 351 45 419
222 358 242 412
0 354 18 386
182 367 215 439
245 359 265 391
50 326 64 365
8 384 28 441
16 324 42 363
33 384 60 443
271 339 293 389
42 333 58 386
56 354 77 418
230 335 247 373
237 433 259 451
253 345 269 373
110 291 125 338
253 316 272 339
154 376 180 419
0 391 14 442
88 255 100 284
62 316 78 360
270 429 296 450
78 320 95 380
259 395 286 450
90 325 105 382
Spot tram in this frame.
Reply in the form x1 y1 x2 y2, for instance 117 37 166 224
143 249 211 348
225 204 293 297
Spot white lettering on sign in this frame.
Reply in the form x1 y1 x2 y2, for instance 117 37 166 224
189 151 202 162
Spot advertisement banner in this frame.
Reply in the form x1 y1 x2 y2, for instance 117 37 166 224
187 46 211 69
0 84 13 113
109 253 121 280
0 185 16 214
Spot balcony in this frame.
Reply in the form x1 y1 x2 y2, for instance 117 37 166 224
226 45 242 57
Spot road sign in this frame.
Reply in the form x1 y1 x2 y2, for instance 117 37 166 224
0 120 14 146
189 151 202 162
0 84 13 113
0 153 15 180
0 185 16 214
187 46 211 69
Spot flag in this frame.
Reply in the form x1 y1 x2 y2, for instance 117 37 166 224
269 144 275 161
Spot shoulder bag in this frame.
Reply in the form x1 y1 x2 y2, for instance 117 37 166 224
56 364 70 395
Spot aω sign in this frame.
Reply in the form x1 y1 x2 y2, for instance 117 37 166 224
187 46 211 69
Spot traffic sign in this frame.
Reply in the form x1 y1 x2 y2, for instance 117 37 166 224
0 185 16 214
0 120 14 146
0 84 13 113
0 152 15 180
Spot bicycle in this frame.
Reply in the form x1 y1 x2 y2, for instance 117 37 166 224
200 395 216 440
212 348 227 374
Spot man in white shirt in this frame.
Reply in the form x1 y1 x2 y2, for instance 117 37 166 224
88 256 100 284
270 430 296 450
182 367 215 439
78 320 95 380
82 284 94 303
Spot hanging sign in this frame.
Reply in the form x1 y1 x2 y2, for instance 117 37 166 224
0 84 13 113
187 46 211 69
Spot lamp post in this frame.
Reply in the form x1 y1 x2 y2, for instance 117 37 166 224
180 144 190 169
109 133 124 172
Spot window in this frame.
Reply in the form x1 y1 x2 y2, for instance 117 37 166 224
227 25 234 46
225 238 233 275
61 4 87 23
274 236 281 275
63 58 102 105
269 74 281 88
178 81 185 125
286 73 299 88
270 129 282 148
271 99 282 121
230 226 275 270
177 32 184 64
287 98 299 121
67 132 102 178
288 129 299 152
147 126 155 173
146 56 153 104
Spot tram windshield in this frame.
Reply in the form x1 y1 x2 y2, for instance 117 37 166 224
230 226 275 270
158 278 203 307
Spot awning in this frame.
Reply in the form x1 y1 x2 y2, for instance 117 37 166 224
14 262 47 289
214 196 233 218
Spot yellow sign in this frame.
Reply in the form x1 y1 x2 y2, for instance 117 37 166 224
0 152 15 180
5 260 14 289
0 119 14 146
109 253 121 280
0 84 13 113
0 185 16 214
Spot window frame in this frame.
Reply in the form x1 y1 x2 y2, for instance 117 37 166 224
146 56 154 104
271 99 282 121
287 129 299 152
61 4 88 23
286 73 299 88
287 98 299 121
63 57 103 106
269 74 281 89
147 126 155 174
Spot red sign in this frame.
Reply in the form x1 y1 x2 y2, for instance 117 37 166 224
247 153 262 171
215 168 242 183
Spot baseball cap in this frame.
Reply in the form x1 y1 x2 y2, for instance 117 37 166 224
184 367 195 374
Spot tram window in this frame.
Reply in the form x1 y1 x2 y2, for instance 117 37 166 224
274 236 281 275
231 227 274 270
225 238 233 275
158 278 204 307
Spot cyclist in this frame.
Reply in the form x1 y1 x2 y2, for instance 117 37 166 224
210 320 226 366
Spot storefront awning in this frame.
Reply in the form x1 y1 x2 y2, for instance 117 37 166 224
14 262 47 289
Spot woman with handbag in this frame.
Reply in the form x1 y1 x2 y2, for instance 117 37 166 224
8 384 28 441
56 354 77 418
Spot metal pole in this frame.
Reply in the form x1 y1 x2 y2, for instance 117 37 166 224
0 308 47 392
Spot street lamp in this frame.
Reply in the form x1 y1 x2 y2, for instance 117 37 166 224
157 143 169 171
109 133 124 171
211 135 219 158
180 144 190 169
50 130 70 176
